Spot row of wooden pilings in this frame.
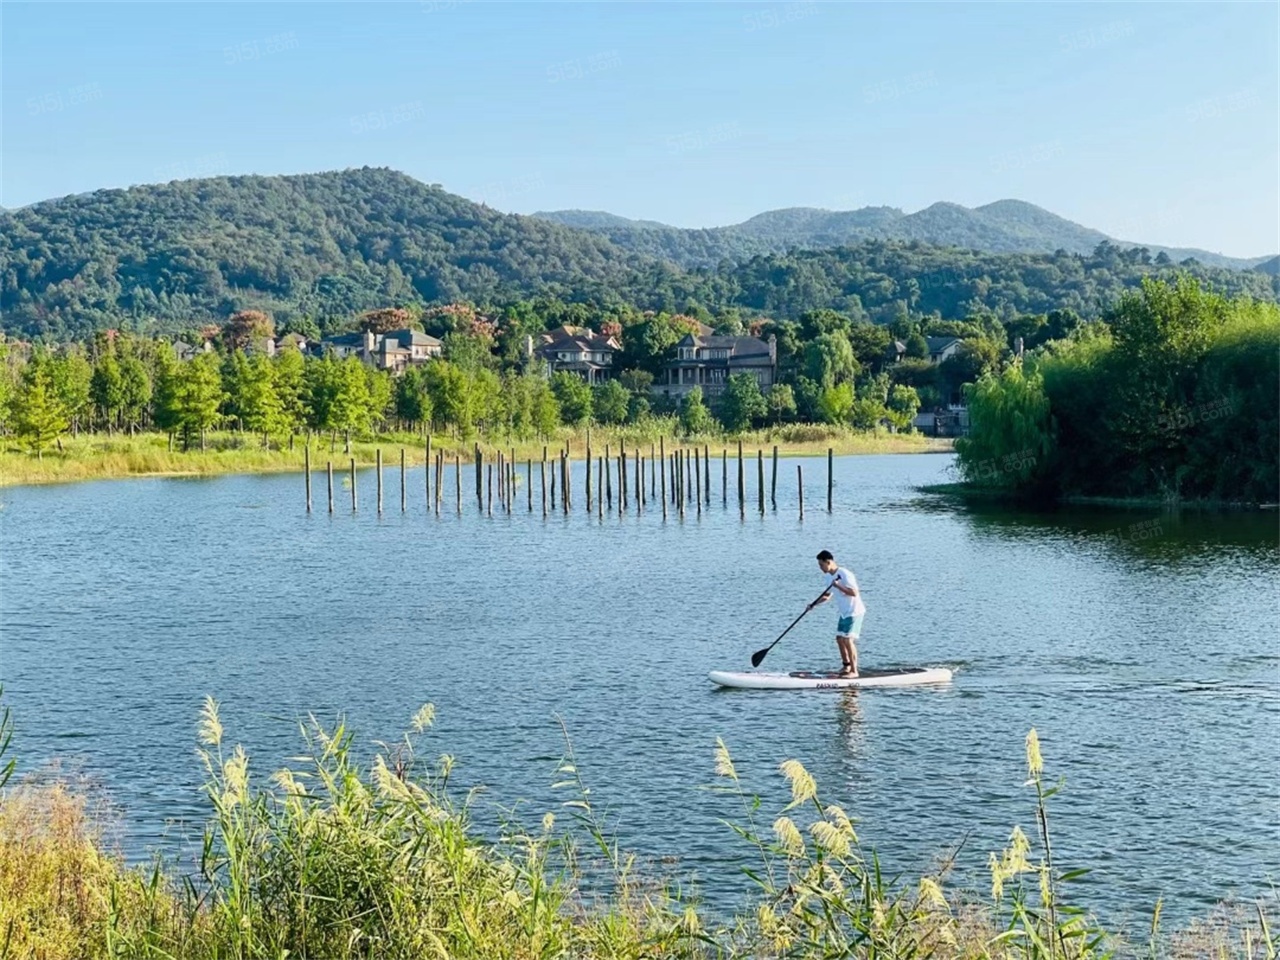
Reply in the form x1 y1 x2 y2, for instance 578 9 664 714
303 437 836 519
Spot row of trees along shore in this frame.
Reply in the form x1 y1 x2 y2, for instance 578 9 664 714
0 295 1054 457
5 277 1275 507
955 277 1280 505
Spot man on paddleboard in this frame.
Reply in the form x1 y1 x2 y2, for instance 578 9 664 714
810 550 866 677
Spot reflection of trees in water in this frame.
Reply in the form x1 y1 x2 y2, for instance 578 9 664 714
950 501 1279 566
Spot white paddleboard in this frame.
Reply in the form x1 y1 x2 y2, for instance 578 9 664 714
708 666 953 690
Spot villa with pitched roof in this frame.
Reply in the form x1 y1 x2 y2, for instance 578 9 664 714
316 329 443 373
655 333 777 400
532 325 621 382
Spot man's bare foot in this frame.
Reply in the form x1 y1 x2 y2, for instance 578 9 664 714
838 664 858 678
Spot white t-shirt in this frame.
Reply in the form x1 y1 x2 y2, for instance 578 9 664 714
828 567 866 618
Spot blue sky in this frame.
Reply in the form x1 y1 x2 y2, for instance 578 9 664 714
3 2 1276 256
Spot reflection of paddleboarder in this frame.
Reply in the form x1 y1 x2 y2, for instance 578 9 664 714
809 550 866 677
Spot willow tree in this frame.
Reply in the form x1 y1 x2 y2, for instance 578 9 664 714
954 364 1055 494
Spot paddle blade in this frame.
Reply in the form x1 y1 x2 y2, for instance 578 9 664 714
750 647 768 668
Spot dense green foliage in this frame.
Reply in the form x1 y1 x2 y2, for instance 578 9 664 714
722 242 1277 325
957 279 1280 504
3 169 1275 343
536 199 1271 271
0 168 644 340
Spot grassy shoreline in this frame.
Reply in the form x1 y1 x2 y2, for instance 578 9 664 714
918 481 1279 512
0 429 952 488
1 695 1273 960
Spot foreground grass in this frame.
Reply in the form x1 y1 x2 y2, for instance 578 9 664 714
0 695 1272 960
0 428 950 487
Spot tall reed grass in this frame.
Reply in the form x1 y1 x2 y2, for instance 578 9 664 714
0 693 1270 959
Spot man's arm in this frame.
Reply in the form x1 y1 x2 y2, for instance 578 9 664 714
830 574 858 598
809 590 833 610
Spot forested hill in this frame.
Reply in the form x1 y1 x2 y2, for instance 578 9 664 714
712 241 1280 323
0 168 656 340
1 167 1277 341
535 199 1271 271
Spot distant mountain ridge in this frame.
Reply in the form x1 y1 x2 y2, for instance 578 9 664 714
2 167 1275 342
534 199 1271 271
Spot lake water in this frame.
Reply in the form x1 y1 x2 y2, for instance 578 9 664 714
1 452 1277 928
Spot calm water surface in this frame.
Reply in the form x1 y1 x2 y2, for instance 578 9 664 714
1 452 1277 926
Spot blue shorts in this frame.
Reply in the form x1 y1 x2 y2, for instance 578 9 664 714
837 614 863 639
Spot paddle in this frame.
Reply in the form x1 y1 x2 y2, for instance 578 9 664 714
750 582 836 668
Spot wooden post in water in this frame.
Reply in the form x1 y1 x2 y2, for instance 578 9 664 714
604 444 612 508
690 449 696 507
686 450 696 512
376 449 383 514
660 442 670 506
586 439 593 510
722 449 728 506
474 446 483 509
798 464 804 519
597 454 604 519
304 444 312 513
703 444 710 504
540 457 547 517
827 447 833 513
695 450 702 518
683 449 690 509
758 450 765 515
350 458 357 512
526 459 533 512
635 448 642 512
770 445 778 509
550 456 557 510
497 451 504 502
675 450 681 507
736 441 745 517
435 452 443 516
619 448 627 514
425 436 432 507
327 460 334 514
650 443 657 497
563 451 570 516
455 453 461 514
487 464 494 516
660 444 668 518
400 448 406 512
